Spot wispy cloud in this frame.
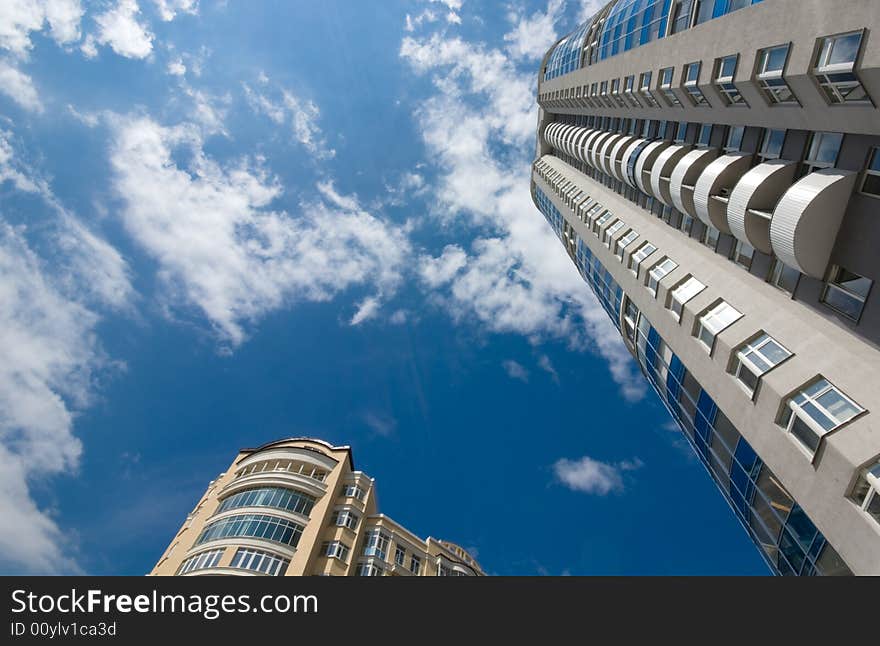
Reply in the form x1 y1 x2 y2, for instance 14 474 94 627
0 60 43 112
537 354 559 383
502 359 530 382
107 115 408 348
553 455 644 496
243 80 335 159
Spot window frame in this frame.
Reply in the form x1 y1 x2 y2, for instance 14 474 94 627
628 241 657 275
780 378 865 458
820 264 873 323
695 300 743 351
667 275 706 322
714 54 747 106
733 332 793 398
850 460 880 526
859 147 880 198
647 257 678 297
639 71 658 107
658 66 682 107
812 30 872 106
755 43 799 106
682 61 710 106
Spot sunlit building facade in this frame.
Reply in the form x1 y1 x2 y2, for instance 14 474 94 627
533 0 880 574
151 438 483 577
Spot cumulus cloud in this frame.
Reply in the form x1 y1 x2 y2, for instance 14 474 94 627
404 9 438 33
400 10 646 401
107 115 408 347
502 359 529 382
0 224 112 573
243 82 335 159
166 57 186 75
152 0 198 21
350 296 380 326
0 0 84 58
553 455 643 495
85 0 153 60
0 60 43 112
504 0 564 61
577 0 606 23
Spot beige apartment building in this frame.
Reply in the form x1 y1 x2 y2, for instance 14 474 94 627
150 438 483 577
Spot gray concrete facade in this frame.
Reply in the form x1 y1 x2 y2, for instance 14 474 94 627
532 0 880 574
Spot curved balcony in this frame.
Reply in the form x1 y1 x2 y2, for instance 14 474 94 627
609 135 636 180
650 144 692 206
693 152 753 232
580 130 604 166
560 124 578 157
598 134 625 176
727 160 798 254
543 123 562 149
670 148 721 219
769 169 858 278
225 469 327 499
590 132 616 169
572 128 595 164
634 141 672 195
621 138 648 187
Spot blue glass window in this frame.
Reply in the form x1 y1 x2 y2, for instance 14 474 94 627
544 21 591 81
730 439 760 518
694 390 718 461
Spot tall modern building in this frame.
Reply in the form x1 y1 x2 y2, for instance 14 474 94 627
532 0 880 575
151 438 483 576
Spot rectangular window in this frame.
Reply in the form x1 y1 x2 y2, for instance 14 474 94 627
756 44 798 105
801 131 843 176
703 225 721 251
611 78 626 107
659 67 682 107
759 128 786 161
628 242 657 274
814 31 870 104
395 545 406 567
674 121 688 143
696 300 742 349
730 239 755 270
851 460 880 526
734 333 792 395
603 220 625 247
230 548 290 576
362 529 391 560
668 276 706 321
820 265 873 321
714 54 746 105
614 230 639 260
409 554 422 575
683 61 710 106
862 148 880 197
178 549 225 575
725 125 745 152
769 259 800 294
639 71 658 107
331 509 360 531
780 378 864 457
697 124 713 147
342 484 366 501
647 257 678 296
322 541 351 563
624 75 641 107
356 562 383 577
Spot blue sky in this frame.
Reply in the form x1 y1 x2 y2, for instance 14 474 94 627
0 0 766 575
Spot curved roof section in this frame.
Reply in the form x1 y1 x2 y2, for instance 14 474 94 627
238 437 350 468
598 0 673 62
770 169 858 278
543 20 592 81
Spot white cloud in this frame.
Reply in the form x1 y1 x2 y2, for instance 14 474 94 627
362 411 397 437
0 60 43 112
243 83 335 159
502 359 529 382
419 244 467 288
0 0 83 58
67 103 99 127
389 309 408 324
577 0 606 23
404 9 438 32
553 455 643 495
504 0 564 61
152 0 198 21
400 15 646 402
182 85 229 136
0 224 111 573
538 353 559 383
166 57 186 75
0 129 133 311
88 0 153 60
107 115 409 347
350 295 380 326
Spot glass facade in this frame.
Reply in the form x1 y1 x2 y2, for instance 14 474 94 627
195 513 304 548
545 0 764 81
216 487 316 517
533 179 851 575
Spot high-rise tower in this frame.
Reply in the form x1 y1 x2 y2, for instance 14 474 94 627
151 438 483 576
532 0 880 574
